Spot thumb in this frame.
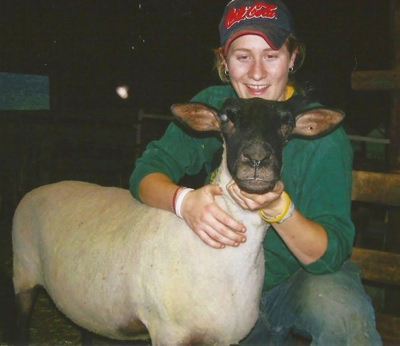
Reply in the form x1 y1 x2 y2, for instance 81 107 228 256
208 184 223 197
273 181 285 194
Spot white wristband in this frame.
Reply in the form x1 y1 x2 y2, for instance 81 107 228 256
175 188 194 219
277 199 295 224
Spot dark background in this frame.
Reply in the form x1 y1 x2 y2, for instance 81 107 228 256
0 0 393 216
1 0 393 131
0 2 395 343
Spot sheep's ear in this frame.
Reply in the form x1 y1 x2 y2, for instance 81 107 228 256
171 102 221 132
292 108 345 137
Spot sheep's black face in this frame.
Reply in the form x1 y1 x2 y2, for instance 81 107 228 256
172 97 344 195
219 98 295 194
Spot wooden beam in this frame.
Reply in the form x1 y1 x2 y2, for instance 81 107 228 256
351 70 400 90
351 247 400 286
351 2 400 171
392 0 400 68
348 134 390 145
375 313 400 344
352 170 400 206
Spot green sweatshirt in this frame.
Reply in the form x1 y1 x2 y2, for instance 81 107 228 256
129 85 355 291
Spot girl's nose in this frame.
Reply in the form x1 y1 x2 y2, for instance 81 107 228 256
249 59 266 80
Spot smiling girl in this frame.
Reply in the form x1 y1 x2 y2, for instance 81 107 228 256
129 1 381 344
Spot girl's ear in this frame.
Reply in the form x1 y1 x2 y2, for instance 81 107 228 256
221 58 228 72
289 47 298 68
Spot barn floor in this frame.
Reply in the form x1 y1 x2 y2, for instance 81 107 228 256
0 217 150 346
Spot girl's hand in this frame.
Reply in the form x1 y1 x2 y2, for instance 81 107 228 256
180 184 247 249
226 180 286 215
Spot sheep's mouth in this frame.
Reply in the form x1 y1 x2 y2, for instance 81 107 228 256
234 177 277 194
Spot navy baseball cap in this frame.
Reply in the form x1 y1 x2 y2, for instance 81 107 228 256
219 0 295 55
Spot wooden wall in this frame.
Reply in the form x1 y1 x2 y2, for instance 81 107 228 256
0 110 141 224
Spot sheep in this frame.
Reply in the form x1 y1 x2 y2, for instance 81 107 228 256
12 96 344 345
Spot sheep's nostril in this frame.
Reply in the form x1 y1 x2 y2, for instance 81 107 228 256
243 155 261 169
251 160 262 169
246 154 272 166
243 150 274 171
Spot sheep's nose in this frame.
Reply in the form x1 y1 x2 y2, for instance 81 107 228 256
251 159 262 169
246 152 272 168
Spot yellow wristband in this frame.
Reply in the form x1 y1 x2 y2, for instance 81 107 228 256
258 191 293 224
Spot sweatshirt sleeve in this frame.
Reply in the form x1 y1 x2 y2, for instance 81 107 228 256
283 126 355 274
129 123 203 201
129 86 232 201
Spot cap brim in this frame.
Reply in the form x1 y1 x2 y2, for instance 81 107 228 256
223 26 288 55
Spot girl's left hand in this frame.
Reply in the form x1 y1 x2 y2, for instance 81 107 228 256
226 180 285 213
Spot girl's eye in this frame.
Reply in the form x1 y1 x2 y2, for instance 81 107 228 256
237 55 250 61
266 54 278 60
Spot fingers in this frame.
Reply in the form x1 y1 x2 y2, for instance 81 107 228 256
226 181 249 209
181 185 247 249
226 180 285 211
196 227 246 249
197 230 227 249
190 204 247 249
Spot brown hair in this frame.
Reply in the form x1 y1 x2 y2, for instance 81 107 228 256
214 34 306 84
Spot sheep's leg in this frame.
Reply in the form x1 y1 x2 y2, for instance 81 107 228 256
80 328 95 346
14 286 39 345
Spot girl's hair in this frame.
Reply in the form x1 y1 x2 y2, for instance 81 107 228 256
214 34 306 84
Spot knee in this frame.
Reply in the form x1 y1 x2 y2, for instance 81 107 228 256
292 270 381 344
295 269 371 320
300 271 363 307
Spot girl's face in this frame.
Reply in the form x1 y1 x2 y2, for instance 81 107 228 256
224 35 296 101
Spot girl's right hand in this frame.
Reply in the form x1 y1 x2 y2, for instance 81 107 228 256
179 184 247 249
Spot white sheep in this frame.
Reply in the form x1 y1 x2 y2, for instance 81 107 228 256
12 97 343 345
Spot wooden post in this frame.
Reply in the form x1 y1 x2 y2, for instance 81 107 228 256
351 0 400 172
389 1 400 171
351 0 400 315
388 1 400 311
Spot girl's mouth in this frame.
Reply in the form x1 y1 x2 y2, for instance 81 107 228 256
246 84 268 95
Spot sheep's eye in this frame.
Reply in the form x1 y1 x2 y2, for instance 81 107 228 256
220 113 228 122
